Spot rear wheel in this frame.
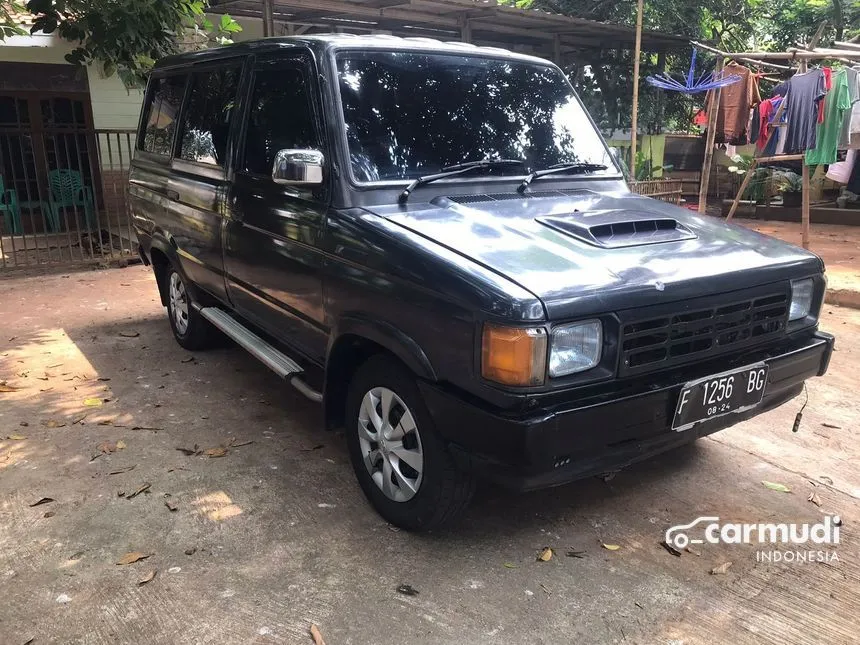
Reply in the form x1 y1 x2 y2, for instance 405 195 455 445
345 355 475 530
165 267 219 351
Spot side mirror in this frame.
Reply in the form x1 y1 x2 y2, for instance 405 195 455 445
272 149 325 186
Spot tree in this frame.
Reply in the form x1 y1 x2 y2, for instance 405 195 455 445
0 0 241 87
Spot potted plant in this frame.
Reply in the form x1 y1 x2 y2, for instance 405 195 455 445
773 170 803 207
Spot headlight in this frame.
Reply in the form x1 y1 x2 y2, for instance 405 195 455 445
549 320 602 377
482 324 547 386
789 278 814 321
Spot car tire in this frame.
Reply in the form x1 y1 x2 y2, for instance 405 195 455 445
345 355 476 531
165 267 219 351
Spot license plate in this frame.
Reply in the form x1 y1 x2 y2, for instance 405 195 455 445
672 363 769 432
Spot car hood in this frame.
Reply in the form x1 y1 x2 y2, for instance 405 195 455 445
367 189 824 320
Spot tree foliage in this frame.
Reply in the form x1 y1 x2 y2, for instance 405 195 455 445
0 0 241 87
522 0 859 135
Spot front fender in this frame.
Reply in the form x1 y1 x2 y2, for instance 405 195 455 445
330 314 437 381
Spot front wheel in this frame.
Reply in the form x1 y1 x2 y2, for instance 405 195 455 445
165 267 219 351
345 356 475 530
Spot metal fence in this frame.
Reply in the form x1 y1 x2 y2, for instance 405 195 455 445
0 128 137 269
630 179 684 205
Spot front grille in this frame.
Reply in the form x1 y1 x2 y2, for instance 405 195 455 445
619 292 789 376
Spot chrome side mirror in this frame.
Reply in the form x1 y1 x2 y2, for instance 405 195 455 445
272 149 324 186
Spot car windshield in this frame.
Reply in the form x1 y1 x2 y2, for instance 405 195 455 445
335 50 618 183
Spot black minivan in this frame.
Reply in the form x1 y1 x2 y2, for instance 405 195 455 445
130 35 833 530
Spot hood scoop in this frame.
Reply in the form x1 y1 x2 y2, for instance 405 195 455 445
536 209 697 249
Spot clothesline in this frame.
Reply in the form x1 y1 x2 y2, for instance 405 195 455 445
695 42 860 250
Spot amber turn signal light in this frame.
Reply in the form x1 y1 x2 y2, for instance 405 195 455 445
481 324 547 386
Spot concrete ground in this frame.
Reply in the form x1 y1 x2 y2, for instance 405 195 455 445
1 266 859 645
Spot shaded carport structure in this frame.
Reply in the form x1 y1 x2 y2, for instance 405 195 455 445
209 0 686 63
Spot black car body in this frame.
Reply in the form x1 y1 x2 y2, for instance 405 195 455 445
130 35 833 529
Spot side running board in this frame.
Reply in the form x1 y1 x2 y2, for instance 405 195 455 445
197 306 322 403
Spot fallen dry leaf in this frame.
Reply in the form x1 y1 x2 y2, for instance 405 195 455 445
43 511 55 518
537 547 553 562
602 543 621 551
7 434 27 440
762 481 791 493
228 438 254 447
97 441 117 454
119 331 140 338
822 422 842 429
126 483 151 500
41 419 65 428
685 546 702 556
808 491 822 507
116 440 127 450
137 570 157 586
0 383 20 393
310 624 326 645
29 497 55 507
503 562 518 568
205 447 228 458
396 584 419 596
180 356 195 363
84 398 104 407
820 475 834 485
710 561 732 575
116 551 153 566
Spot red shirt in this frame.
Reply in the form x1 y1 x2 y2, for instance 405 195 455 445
818 67 832 124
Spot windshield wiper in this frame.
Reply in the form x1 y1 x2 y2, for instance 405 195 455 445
398 159 526 203
517 162 608 193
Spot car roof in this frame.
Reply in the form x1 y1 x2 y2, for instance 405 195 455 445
153 34 553 70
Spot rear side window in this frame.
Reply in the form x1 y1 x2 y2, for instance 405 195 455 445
141 74 187 156
178 66 241 166
242 66 318 176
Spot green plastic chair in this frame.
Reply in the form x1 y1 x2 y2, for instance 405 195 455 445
0 175 22 235
47 169 95 232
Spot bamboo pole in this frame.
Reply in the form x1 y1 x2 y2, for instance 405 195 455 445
697 57 724 214
690 41 860 60
726 159 758 221
629 0 644 178
801 163 810 249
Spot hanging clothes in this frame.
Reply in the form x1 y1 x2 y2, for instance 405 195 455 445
759 96 785 154
826 149 856 183
783 69 827 154
817 67 833 124
708 62 761 145
806 68 851 166
841 66 860 149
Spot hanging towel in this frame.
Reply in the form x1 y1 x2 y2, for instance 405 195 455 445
826 149 856 183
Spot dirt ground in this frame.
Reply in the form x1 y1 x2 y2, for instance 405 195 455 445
1 266 859 645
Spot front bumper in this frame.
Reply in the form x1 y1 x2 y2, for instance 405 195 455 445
420 331 834 491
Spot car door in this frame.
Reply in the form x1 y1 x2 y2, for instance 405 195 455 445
223 53 329 363
166 60 245 303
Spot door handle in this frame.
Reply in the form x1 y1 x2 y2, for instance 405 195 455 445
166 189 180 201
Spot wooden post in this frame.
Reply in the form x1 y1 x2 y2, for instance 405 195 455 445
697 57 724 214
801 162 810 249
629 0 644 178
262 0 275 37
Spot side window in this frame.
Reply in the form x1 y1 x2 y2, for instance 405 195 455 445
178 66 240 165
242 66 318 176
141 74 187 156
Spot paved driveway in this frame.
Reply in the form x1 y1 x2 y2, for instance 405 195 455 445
1 266 858 644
